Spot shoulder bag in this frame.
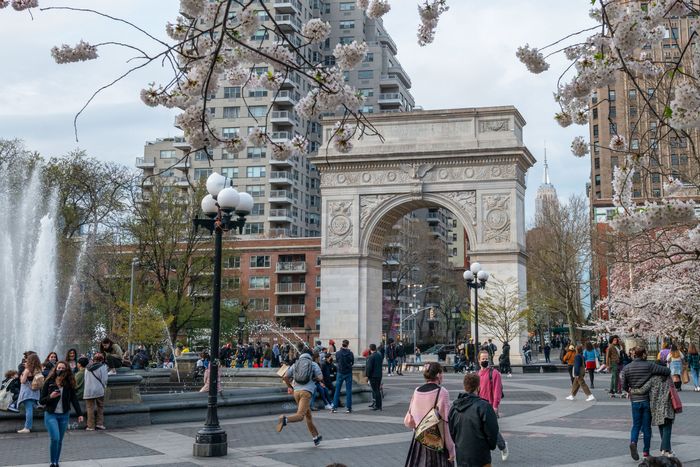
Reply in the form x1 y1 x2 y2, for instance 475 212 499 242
31 373 45 391
413 387 446 452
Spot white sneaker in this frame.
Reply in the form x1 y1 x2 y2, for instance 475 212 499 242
565 395 575 401
586 395 596 402
17 428 30 434
501 442 509 461
324 404 332 410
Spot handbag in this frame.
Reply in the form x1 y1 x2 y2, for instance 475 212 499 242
413 387 445 452
669 384 683 414
30 374 44 391
681 365 690 385
0 389 13 411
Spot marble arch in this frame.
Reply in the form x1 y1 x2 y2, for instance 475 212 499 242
308 107 536 357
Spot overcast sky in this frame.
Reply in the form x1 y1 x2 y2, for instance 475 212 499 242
0 1 594 223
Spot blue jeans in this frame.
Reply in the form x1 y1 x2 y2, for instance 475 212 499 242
388 359 395 374
311 382 331 407
659 420 673 452
691 367 700 387
631 400 652 454
44 412 70 464
247 358 253 368
263 359 271 368
415 355 422 363
333 372 353 410
21 399 36 430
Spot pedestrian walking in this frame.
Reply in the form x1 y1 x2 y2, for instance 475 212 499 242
566 345 596 402
630 372 679 458
477 350 509 461
543 341 551 363
499 341 512 377
449 372 500 467
404 362 455 466
687 344 700 391
620 346 671 461
40 360 84 467
276 344 323 446
386 340 396 376
84 353 109 431
331 339 354 413
17 352 43 433
666 344 684 390
583 341 598 389
562 345 576 384
365 344 383 411
396 341 405 376
607 335 623 396
657 342 671 366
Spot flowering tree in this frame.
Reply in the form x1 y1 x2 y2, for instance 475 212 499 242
516 0 700 262
1 0 448 165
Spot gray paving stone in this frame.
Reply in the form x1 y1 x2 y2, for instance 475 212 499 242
0 431 160 466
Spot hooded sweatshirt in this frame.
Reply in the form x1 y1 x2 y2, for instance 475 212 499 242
448 392 499 467
83 362 109 400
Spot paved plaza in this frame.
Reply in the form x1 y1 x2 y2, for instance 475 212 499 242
3 372 700 467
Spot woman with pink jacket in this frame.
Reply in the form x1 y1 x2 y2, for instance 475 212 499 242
403 362 455 466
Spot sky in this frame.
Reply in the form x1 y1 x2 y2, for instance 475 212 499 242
0 1 594 223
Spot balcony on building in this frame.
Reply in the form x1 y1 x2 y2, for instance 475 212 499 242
269 171 293 185
379 73 401 90
269 227 292 238
172 136 190 150
174 176 190 188
136 157 155 169
274 304 306 316
273 89 299 106
269 189 294 203
271 131 292 143
377 33 398 54
268 208 294 222
274 14 301 32
378 93 402 107
271 110 297 125
275 283 306 294
274 0 301 14
174 158 191 169
387 66 411 88
276 261 306 273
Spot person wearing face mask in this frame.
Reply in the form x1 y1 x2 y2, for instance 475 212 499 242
478 350 509 461
39 360 84 467
403 362 455 466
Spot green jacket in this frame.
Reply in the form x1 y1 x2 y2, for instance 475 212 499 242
75 369 85 399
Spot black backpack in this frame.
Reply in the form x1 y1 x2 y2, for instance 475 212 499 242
293 357 314 384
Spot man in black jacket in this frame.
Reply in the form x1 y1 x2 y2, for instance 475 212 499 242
449 372 499 467
331 339 355 413
620 346 671 460
365 344 383 411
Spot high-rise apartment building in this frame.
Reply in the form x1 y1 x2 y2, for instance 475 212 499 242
137 1 414 239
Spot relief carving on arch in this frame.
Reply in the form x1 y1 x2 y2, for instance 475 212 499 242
359 194 393 229
441 191 477 226
482 193 511 244
326 200 353 248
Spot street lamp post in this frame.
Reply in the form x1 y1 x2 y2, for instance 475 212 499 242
463 262 489 351
451 307 461 348
192 172 253 458
238 315 246 345
128 257 140 355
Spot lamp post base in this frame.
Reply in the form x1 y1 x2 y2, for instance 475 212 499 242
193 430 228 457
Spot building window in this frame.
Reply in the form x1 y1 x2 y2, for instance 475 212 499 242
223 87 241 99
595 174 601 186
223 277 240 290
248 276 270 289
594 158 600 169
609 122 617 133
250 29 269 41
316 296 321 309
358 70 373 80
246 166 266 178
194 168 213 181
633 190 642 198
249 298 270 311
160 150 176 159
629 106 637 117
247 147 266 159
631 138 639 150
248 88 268 98
628 89 637 100
671 154 679 165
593 125 599 138
339 2 355 10
592 108 598 119
252 203 265 215
363 53 374 62
243 222 264 234
223 107 240 118
221 167 238 179
194 150 211 161
652 188 661 197
359 88 374 97
316 275 321 288
339 36 354 45
608 106 616 118
248 105 267 118
246 185 265 197
651 173 661 183
608 89 616 101
222 127 239 139
224 255 240 269
361 105 374 114
250 255 271 268
339 20 355 29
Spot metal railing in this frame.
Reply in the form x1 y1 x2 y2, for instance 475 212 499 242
276 283 306 293
275 304 306 315
276 261 306 273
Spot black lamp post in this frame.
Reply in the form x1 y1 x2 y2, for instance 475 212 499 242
238 315 246 345
192 172 253 458
451 307 461 348
463 262 489 352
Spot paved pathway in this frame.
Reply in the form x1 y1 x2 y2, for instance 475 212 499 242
2 371 700 466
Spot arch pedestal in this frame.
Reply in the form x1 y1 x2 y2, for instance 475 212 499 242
310 108 536 363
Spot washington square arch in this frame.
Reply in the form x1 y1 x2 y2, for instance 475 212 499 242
309 106 536 361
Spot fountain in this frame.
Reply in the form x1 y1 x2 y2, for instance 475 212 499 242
0 165 59 372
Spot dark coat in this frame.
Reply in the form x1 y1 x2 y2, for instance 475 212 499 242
336 347 355 374
449 392 499 467
365 351 383 379
39 377 83 417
